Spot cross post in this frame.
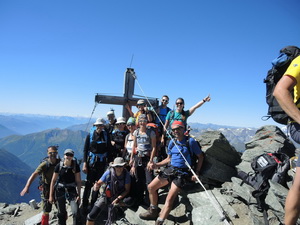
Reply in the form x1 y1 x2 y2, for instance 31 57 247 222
95 68 158 119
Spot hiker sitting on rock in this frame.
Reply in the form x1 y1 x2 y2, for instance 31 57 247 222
139 121 204 225
86 157 133 225
20 145 60 225
49 149 81 225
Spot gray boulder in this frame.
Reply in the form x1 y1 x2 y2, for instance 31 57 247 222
237 125 296 173
198 131 241 184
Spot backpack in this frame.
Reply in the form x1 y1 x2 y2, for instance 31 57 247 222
263 46 300 124
54 158 79 189
146 123 160 144
90 126 108 145
102 167 128 225
169 136 201 171
38 156 61 190
104 167 127 199
238 152 290 224
58 158 78 174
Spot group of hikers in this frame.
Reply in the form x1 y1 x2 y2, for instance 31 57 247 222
20 94 211 225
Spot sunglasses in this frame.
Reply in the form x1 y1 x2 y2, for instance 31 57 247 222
176 102 183 105
172 127 182 132
127 124 135 127
115 165 123 168
139 119 147 123
65 153 74 157
137 104 145 106
162 99 169 103
49 152 58 155
117 123 126 125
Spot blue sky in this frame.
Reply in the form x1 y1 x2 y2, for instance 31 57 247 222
0 0 299 128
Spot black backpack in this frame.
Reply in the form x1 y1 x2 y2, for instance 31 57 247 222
263 46 300 124
38 156 61 190
238 152 290 224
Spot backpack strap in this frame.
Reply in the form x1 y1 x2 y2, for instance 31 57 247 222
90 127 108 146
169 136 193 158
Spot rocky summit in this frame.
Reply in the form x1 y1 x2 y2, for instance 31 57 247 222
0 125 297 225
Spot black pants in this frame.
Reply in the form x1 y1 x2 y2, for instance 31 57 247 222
55 187 80 225
134 156 154 201
87 195 133 221
82 161 107 210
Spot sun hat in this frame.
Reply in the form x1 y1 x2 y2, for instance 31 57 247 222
127 117 136 125
116 117 126 124
107 110 115 116
171 121 185 129
111 157 126 167
94 118 106 126
64 149 74 155
137 99 145 105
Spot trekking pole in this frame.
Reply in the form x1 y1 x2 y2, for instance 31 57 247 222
131 73 232 225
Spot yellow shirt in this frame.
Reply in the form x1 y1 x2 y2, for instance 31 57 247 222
284 56 300 106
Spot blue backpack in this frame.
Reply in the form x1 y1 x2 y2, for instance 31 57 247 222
263 46 300 124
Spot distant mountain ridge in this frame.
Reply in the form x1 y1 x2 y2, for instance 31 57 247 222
0 149 40 204
0 124 17 139
189 123 257 152
0 113 92 137
0 128 87 169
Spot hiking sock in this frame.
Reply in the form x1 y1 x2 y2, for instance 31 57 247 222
157 217 164 222
155 217 165 225
150 204 158 209
41 213 49 225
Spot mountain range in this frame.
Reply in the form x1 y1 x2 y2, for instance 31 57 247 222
0 148 40 204
0 113 90 137
0 113 276 204
0 128 87 169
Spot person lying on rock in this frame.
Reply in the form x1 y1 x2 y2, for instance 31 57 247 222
139 121 204 225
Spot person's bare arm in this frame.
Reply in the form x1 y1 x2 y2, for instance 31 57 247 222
189 95 211 116
274 75 300 123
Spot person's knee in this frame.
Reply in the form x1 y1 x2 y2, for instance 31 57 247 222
148 182 158 193
87 211 97 221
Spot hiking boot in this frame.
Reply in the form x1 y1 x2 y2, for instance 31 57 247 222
139 207 160 220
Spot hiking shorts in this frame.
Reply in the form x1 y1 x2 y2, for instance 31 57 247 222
41 185 53 213
159 166 191 189
288 122 300 145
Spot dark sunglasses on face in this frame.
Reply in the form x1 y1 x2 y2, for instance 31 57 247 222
162 99 169 103
172 127 182 132
65 153 74 157
127 124 135 127
176 102 183 105
137 104 145 106
115 165 123 168
117 123 126 125
49 152 58 155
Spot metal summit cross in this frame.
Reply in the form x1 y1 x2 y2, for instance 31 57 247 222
95 68 158 119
